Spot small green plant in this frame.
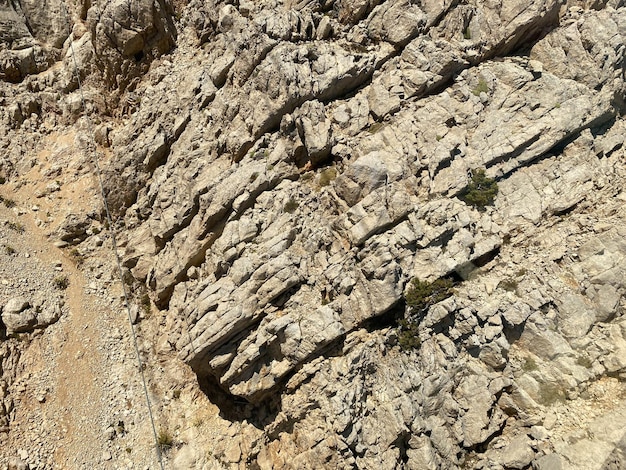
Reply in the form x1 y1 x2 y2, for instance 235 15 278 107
460 168 498 210
125 447 132 454
157 428 174 451
554 102 561 109
192 415 204 428
405 277 454 315
318 167 338 187
538 382 566 406
172 389 181 399
463 26 472 40
140 293 151 316
53 275 69 290
576 355 593 368
284 199 299 213
69 248 85 266
0 196 16 208
398 277 453 352
436 135 443 142
249 172 259 183
522 357 538 372
7 221 25 233
499 278 518 293
3 244 16 255
472 78 489 96
398 319 421 350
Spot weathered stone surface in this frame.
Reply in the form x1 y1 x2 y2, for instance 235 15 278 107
89 0 176 90
533 453 563 470
1 297 35 334
3 1 626 468
58 213 91 244
491 434 535 469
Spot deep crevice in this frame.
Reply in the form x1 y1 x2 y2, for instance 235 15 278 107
495 110 616 182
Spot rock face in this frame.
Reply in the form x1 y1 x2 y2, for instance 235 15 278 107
2 0 626 469
0 0 68 82
90 0 177 91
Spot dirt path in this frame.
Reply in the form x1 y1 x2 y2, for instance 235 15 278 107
0 131 162 468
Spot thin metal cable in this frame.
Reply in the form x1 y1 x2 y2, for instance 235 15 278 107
62 4 165 468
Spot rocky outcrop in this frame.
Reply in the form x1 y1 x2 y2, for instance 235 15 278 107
89 0 177 92
115 2 626 468
2 0 626 469
0 0 68 82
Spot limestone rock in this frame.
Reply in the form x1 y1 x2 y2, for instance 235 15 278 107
3 1 626 469
90 0 176 90
1 297 35 334
58 213 91 245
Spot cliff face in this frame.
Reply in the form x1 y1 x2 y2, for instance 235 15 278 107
2 0 626 469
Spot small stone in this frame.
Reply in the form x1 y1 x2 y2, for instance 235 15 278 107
528 59 543 75
105 427 115 440
8 457 29 470
532 453 563 470
543 411 557 430
530 425 549 440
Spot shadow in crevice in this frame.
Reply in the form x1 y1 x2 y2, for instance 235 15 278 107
361 298 406 332
196 372 282 430
194 332 349 433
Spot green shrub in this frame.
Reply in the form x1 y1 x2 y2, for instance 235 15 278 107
157 428 174 451
0 196 16 208
3 244 16 255
460 169 498 210
398 277 454 351
472 78 489 96
398 319 421 351
69 248 85 266
7 221 25 233
284 199 299 213
53 275 69 290
405 277 454 315
538 382 566 406
318 167 337 187
522 357 538 372
499 278 518 293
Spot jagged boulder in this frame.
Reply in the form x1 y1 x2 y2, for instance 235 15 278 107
89 0 177 90
1 297 35 334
